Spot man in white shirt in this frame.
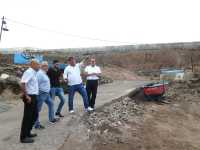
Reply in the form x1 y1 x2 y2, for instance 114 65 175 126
35 61 59 130
20 59 40 143
63 56 89 113
85 58 101 110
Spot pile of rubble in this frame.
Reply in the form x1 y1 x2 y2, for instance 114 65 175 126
83 94 144 145
76 72 200 150
0 64 23 101
0 75 21 95
0 64 25 76
165 81 200 103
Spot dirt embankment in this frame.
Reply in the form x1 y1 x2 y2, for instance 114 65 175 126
44 48 200 79
102 66 143 80
82 80 200 150
2 47 200 80
0 64 23 102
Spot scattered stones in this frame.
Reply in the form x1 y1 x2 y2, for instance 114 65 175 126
83 90 145 145
165 80 200 103
99 76 113 85
83 80 200 148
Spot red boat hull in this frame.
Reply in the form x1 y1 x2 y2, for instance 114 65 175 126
144 84 166 96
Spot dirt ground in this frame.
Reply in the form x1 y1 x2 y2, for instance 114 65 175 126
102 65 143 80
77 81 200 150
0 80 149 150
1 61 200 150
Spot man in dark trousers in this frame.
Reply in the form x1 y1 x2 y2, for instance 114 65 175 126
84 58 101 111
20 59 40 143
47 60 65 117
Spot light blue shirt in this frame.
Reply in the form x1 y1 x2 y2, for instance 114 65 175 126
36 69 50 93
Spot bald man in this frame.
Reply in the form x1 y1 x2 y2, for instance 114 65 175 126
20 59 40 143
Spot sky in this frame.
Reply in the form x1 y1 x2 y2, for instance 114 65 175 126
0 0 200 49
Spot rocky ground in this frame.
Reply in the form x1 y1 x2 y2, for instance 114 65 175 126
1 62 200 150
0 80 148 150
72 80 200 150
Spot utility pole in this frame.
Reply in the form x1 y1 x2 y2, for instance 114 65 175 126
0 16 4 42
0 16 9 42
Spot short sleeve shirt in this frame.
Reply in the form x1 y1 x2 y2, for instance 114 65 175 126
21 67 39 95
84 65 101 80
63 64 82 86
36 69 50 93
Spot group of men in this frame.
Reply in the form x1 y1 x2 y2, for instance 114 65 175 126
20 56 101 143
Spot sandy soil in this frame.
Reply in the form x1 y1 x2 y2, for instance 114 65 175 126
101 66 144 80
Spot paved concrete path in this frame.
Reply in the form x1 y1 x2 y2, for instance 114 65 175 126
0 80 148 150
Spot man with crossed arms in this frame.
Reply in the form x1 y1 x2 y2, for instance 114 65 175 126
85 58 101 111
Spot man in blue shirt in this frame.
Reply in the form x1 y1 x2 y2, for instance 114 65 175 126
35 61 59 129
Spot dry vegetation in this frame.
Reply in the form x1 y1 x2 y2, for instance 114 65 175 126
43 48 200 76
96 49 200 70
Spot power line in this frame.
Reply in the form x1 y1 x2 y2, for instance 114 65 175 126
6 18 135 45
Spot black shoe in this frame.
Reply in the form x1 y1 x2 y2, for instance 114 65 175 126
35 124 45 130
20 137 34 143
28 133 37 138
55 112 64 117
50 118 60 123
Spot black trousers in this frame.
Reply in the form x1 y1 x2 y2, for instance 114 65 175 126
20 95 38 140
86 80 98 108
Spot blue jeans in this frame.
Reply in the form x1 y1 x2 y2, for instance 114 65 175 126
68 83 89 111
35 92 54 127
50 87 65 114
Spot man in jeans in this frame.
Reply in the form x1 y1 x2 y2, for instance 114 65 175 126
47 60 65 117
63 56 90 113
35 61 59 129
20 59 39 143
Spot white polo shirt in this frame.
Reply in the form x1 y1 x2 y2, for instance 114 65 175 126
63 64 82 86
85 65 101 80
21 67 39 95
